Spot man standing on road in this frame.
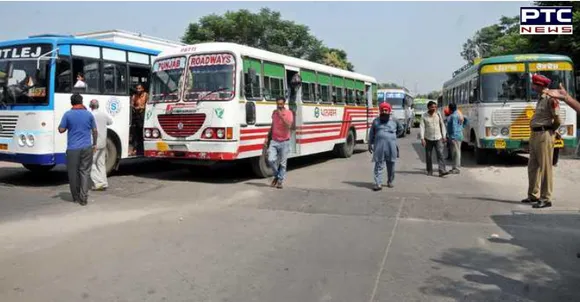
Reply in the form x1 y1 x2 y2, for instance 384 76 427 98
89 99 113 191
58 93 97 206
521 74 561 209
369 102 404 191
446 103 463 174
420 101 449 177
265 97 294 189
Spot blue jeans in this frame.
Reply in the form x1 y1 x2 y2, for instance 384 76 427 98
374 161 395 186
267 140 290 182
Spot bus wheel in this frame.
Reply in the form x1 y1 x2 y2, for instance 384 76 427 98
335 129 355 158
250 153 274 178
105 136 119 176
23 164 55 173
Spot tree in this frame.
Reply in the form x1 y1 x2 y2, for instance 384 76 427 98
182 8 355 71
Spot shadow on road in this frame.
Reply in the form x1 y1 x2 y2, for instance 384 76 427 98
459 196 522 205
420 213 580 301
411 142 529 168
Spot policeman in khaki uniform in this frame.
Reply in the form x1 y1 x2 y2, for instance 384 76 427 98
521 74 561 208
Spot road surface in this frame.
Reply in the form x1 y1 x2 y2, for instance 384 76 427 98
1 134 580 302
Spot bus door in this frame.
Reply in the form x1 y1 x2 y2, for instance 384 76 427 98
285 66 300 155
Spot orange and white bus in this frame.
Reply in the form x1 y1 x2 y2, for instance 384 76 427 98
143 42 378 177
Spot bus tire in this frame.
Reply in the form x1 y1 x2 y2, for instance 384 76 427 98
105 136 120 176
23 164 55 173
250 153 274 178
335 129 355 158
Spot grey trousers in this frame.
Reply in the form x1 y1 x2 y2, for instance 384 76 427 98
425 139 447 173
66 147 93 202
450 140 462 169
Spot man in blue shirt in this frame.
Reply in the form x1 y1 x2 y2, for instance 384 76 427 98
446 103 464 174
58 93 97 206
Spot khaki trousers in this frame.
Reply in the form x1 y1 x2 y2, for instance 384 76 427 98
90 147 108 189
527 130 554 201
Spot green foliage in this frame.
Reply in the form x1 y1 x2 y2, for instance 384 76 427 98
461 2 580 66
416 91 441 99
182 8 355 71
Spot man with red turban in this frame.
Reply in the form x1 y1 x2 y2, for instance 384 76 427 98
522 74 561 208
368 102 404 190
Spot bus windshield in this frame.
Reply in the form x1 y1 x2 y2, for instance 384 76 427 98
481 72 528 103
150 57 186 103
530 63 576 99
0 59 50 106
414 103 428 111
380 92 405 108
184 53 235 102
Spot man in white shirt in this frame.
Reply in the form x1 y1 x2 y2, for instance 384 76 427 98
419 101 449 177
89 99 113 190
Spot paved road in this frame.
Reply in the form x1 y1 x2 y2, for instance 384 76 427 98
1 134 580 302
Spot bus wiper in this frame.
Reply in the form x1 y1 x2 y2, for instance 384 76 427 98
199 87 229 101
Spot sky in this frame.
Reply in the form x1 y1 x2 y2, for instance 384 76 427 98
0 1 531 94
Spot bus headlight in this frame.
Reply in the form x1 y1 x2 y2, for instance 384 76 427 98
491 127 499 137
216 129 225 139
26 134 35 147
144 129 152 138
18 134 26 146
152 129 160 138
558 126 567 135
203 128 214 139
500 127 509 136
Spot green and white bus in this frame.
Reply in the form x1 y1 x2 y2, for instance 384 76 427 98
442 54 577 164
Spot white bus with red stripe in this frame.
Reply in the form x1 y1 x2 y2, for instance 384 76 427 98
143 42 378 177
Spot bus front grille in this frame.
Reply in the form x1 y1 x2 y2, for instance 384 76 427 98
0 115 18 138
158 114 206 138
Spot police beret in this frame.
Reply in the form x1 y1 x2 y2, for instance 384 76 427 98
532 74 551 87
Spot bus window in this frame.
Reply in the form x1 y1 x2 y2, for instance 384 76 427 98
55 58 72 93
318 84 330 103
103 62 127 95
481 72 527 102
302 82 316 103
129 66 151 94
72 57 100 94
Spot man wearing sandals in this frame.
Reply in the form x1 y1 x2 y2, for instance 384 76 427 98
522 74 561 209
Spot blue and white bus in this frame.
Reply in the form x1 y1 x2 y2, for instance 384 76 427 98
0 32 182 174
377 88 414 137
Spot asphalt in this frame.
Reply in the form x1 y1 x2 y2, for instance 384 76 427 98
0 133 579 302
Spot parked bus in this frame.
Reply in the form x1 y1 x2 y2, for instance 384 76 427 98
143 42 379 177
412 98 431 127
377 88 413 136
0 31 184 174
442 54 577 164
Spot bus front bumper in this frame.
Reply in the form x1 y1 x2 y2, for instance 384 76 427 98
144 140 240 161
479 137 577 150
0 152 66 165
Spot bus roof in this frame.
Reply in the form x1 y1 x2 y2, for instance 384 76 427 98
0 34 170 56
414 98 433 103
377 88 414 98
156 42 378 84
444 53 574 88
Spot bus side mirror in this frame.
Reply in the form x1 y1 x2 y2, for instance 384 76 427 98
245 101 256 125
248 68 257 84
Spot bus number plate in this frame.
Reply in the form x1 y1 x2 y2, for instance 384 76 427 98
0 144 7 150
555 139 564 148
494 139 506 149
